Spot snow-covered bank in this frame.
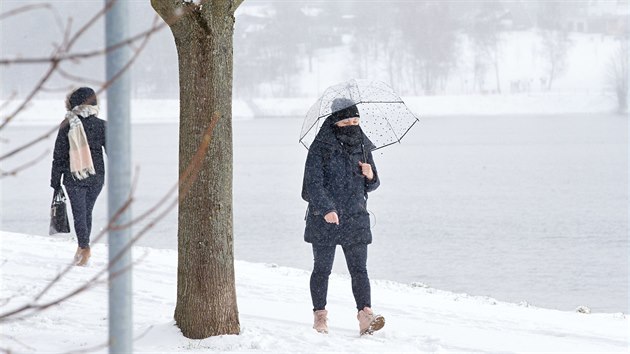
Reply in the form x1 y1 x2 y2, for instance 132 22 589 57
0 231 627 353
1 92 620 126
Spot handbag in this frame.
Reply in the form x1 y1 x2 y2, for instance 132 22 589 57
49 188 70 235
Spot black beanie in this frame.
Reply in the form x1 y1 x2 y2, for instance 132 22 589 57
329 98 360 124
66 87 97 110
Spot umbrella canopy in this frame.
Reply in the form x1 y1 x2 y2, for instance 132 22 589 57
299 79 419 150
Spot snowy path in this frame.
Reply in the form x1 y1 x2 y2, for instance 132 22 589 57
0 231 627 353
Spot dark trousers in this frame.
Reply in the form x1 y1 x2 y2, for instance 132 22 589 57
310 243 371 311
65 183 103 249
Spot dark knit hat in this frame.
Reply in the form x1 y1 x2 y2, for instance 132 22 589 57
329 98 360 123
66 87 97 110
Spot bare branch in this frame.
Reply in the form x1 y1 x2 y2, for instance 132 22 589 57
57 67 105 87
0 333 36 352
2 0 114 97
39 84 75 93
0 115 220 324
113 112 220 231
0 61 61 130
0 15 164 132
23 170 140 306
178 113 222 199
0 0 112 130
62 319 154 354
0 124 60 162
0 92 17 111
0 20 167 66
0 4 52 21
64 0 116 52
96 16 161 95
0 16 159 165
0 149 50 178
0 41 152 163
0 0 197 137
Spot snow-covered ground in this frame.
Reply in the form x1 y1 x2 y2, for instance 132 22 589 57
0 231 627 353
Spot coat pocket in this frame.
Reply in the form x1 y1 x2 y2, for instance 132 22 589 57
341 212 370 232
305 212 338 243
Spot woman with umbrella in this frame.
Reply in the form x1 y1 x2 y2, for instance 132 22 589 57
301 97 385 336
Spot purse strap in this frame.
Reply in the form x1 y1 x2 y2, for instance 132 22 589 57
53 188 66 203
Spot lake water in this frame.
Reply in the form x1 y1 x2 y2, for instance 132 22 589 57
1 114 627 313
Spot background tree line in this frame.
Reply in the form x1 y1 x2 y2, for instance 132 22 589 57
232 0 627 99
2 0 627 105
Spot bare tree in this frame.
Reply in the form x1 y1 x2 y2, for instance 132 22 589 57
400 1 458 95
0 2 215 352
350 5 404 92
608 39 628 114
469 3 504 94
151 0 243 339
536 2 573 91
539 29 571 91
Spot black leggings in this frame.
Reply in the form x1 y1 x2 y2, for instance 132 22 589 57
65 183 103 249
310 243 371 311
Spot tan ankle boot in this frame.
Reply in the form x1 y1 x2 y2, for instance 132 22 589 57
357 307 385 335
313 309 328 334
75 246 91 266
73 247 82 263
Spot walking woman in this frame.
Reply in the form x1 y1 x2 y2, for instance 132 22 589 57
301 98 385 335
51 87 106 266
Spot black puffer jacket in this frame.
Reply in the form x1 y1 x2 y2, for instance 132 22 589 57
51 115 107 188
302 118 380 246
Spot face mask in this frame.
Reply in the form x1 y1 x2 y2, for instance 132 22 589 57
333 124 363 146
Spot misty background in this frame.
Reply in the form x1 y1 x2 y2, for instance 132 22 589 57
1 1 628 104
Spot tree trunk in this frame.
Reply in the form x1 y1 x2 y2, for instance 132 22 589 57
614 40 628 114
493 44 501 94
547 61 555 91
151 0 244 339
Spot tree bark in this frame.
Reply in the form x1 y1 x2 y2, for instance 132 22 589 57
151 0 242 339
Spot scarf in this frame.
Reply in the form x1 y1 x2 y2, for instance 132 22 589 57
66 105 98 180
333 124 363 146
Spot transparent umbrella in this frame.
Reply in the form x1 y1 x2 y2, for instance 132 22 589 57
299 79 419 150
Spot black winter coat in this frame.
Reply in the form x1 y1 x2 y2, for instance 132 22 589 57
302 119 380 246
51 115 107 188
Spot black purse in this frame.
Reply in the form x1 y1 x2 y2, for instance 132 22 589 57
49 188 70 235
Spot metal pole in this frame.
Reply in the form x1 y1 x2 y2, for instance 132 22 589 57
105 0 132 352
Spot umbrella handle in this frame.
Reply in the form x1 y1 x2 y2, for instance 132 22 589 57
361 143 367 163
